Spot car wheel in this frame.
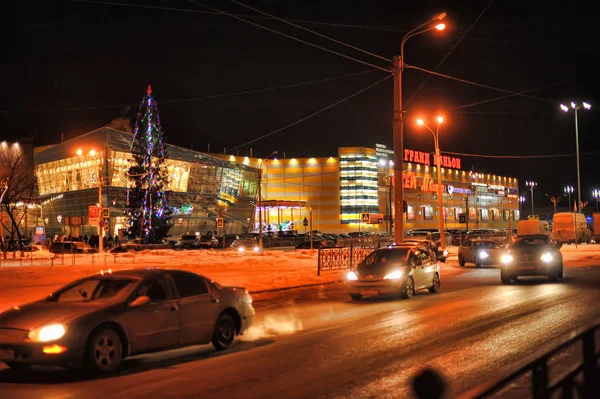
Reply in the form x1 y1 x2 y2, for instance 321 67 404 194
4 362 31 369
548 264 564 282
428 273 440 293
438 258 446 263
475 259 482 268
212 313 236 351
349 294 363 301
401 277 414 299
500 270 515 285
458 254 465 267
86 327 123 373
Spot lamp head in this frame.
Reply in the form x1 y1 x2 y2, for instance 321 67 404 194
436 116 444 124
416 119 424 126
435 23 446 31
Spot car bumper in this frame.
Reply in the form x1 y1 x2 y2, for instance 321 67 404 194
347 278 406 296
0 330 85 367
502 261 560 276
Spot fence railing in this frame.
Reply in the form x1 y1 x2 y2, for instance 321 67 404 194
460 318 599 399
317 246 375 276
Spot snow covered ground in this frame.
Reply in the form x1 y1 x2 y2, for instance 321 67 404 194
0 244 598 313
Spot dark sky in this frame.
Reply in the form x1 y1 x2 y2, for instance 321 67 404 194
2 0 600 206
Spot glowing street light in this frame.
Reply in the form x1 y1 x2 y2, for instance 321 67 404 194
393 12 447 243
564 185 574 210
525 181 537 217
416 115 446 250
560 101 591 213
593 189 600 212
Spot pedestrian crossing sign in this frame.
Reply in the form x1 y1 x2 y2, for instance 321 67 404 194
361 212 370 222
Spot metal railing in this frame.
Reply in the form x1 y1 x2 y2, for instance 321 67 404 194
317 245 375 275
460 318 599 399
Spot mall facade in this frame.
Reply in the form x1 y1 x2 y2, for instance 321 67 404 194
31 128 520 239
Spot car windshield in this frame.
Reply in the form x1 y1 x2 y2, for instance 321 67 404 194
48 278 135 302
474 241 500 249
361 249 409 266
511 237 549 249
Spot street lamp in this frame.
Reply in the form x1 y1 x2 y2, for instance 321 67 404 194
545 194 562 215
560 101 591 213
564 185 574 210
525 181 537 217
77 148 103 252
593 189 600 212
393 12 447 242
416 116 446 250
258 151 278 251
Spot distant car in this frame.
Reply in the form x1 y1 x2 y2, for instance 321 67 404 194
232 237 260 253
403 238 448 262
174 234 199 249
49 241 97 254
0 268 255 373
22 244 48 253
500 234 563 284
345 247 441 301
109 243 144 254
458 239 504 267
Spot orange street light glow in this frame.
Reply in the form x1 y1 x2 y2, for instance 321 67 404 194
417 119 424 126
76 149 83 156
437 116 444 124
435 23 446 31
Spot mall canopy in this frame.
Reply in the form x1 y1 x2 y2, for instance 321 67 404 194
256 200 308 209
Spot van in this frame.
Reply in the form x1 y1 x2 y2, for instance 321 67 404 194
517 220 550 236
552 212 591 244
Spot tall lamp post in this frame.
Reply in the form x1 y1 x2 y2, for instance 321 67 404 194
77 148 103 252
545 194 562 215
564 185 574 210
258 151 278 251
518 196 526 220
593 189 600 212
393 13 447 242
525 181 537 217
416 116 446 250
560 101 591 213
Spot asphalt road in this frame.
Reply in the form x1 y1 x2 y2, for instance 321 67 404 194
1 265 599 399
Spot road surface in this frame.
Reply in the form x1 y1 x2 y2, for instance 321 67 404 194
1 265 599 398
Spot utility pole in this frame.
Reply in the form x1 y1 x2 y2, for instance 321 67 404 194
98 160 104 253
392 55 404 242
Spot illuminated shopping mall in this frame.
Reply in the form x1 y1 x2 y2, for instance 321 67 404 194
31 127 520 239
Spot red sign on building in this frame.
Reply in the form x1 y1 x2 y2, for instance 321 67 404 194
88 206 100 224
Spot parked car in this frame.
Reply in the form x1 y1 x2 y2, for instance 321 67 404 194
345 246 441 300
109 243 144 254
49 241 97 254
500 234 563 284
174 234 199 249
458 239 504 267
403 238 448 263
0 268 255 372
430 232 453 248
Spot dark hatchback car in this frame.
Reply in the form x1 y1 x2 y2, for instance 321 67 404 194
345 247 441 301
499 234 563 284
0 269 254 373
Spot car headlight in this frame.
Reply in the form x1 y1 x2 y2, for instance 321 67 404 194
479 251 489 259
346 271 358 280
383 270 403 280
253 246 260 252
501 254 513 264
541 252 553 263
28 324 66 342
238 246 245 252
443 250 448 256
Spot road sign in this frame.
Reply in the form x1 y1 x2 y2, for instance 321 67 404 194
369 213 384 224
88 206 99 224
216 217 224 228
459 213 467 223
361 212 370 223
101 208 110 218
302 217 308 227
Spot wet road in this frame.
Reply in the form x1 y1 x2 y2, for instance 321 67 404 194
1 265 599 398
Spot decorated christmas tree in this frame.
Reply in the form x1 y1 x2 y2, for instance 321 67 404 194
125 85 172 243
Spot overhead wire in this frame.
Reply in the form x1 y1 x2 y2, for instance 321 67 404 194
1 70 378 113
440 151 600 159
405 64 557 104
226 74 392 153
188 0 391 73
451 82 563 110
404 0 496 108
228 0 392 63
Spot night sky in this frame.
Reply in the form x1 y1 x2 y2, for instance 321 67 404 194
2 0 599 206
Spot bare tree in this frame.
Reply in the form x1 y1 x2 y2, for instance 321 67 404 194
0 141 36 258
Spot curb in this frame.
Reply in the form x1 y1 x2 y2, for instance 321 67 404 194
251 280 343 295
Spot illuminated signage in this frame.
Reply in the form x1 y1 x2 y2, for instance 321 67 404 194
375 143 394 159
402 172 445 193
447 185 472 195
404 149 462 169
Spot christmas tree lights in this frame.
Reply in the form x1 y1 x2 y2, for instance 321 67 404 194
125 85 172 242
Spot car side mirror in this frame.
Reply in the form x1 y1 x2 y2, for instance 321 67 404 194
129 295 151 308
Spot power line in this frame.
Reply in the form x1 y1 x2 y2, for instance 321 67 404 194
226 74 392 153
404 0 495 108
451 82 563 110
0 70 378 113
228 0 391 63
441 150 600 159
405 64 557 104
187 0 391 73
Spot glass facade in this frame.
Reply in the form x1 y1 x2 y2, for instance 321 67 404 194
339 147 379 224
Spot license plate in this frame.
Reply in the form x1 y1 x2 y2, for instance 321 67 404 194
0 348 14 361
361 289 379 296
